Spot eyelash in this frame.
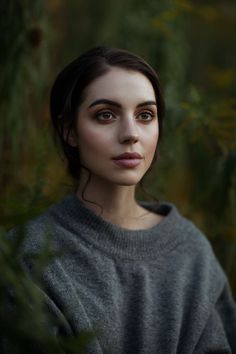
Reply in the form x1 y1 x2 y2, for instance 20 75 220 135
138 111 155 121
95 111 115 121
94 110 155 122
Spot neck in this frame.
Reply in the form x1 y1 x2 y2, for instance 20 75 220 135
76 176 144 226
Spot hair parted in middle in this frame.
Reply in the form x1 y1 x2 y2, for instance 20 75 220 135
50 46 165 181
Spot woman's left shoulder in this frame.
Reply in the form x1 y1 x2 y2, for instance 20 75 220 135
157 201 221 261
163 202 214 247
169 203 227 278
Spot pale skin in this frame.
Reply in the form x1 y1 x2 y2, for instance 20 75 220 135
67 67 164 230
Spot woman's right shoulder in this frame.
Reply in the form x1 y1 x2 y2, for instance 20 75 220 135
6 203 60 254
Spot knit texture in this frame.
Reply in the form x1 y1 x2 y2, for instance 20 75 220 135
7 193 236 353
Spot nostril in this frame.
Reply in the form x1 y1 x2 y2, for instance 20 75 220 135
120 134 139 144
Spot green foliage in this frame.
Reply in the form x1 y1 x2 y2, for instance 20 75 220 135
0 227 99 353
0 0 50 185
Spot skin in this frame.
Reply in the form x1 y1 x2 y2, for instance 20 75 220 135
68 67 164 229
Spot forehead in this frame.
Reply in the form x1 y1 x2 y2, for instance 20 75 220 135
83 67 156 103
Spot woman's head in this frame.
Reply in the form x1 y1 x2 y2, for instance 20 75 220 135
50 46 165 183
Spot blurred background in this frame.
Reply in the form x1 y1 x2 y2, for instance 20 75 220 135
1 0 236 297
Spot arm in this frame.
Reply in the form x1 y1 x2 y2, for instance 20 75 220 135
194 282 236 354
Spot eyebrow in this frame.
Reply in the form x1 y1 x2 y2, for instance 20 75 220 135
88 99 157 109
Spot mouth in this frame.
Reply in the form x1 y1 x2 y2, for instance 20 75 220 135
112 152 143 168
112 152 142 160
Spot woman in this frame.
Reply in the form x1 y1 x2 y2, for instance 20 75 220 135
6 47 236 353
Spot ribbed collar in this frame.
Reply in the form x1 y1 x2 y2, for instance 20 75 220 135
50 193 188 260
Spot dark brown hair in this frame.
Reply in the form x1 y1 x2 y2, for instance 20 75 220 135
50 46 165 181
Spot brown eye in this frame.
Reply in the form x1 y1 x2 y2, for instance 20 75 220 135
95 111 115 121
137 111 154 121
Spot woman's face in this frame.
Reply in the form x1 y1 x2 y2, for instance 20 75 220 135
73 67 159 187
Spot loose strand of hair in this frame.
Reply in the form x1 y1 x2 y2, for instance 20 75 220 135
80 166 103 216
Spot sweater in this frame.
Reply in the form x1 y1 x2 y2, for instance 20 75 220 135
5 193 236 353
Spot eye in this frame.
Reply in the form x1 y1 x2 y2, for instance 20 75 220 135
95 111 115 122
137 111 154 122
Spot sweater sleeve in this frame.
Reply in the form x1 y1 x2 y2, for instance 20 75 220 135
0 282 72 354
194 281 236 354
0 226 72 354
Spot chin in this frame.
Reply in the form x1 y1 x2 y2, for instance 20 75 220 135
89 170 145 187
106 170 147 186
111 176 143 186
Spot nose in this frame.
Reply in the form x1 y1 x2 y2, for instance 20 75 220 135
119 116 139 144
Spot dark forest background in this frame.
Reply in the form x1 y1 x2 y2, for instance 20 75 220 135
0 1 236 352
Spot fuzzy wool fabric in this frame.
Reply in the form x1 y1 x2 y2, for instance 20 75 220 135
5 193 236 353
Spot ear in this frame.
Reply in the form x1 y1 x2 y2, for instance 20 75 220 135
63 126 78 147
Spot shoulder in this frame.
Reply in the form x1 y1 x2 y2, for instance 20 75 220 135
166 202 227 296
168 202 223 263
156 201 218 254
144 200 216 254
7 212 54 254
148 200 227 290
6 195 72 254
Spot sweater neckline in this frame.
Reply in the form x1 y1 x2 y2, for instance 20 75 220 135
52 193 186 260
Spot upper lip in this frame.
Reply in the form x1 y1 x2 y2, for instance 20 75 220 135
112 152 142 160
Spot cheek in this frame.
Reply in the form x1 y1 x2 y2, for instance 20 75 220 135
144 127 159 158
77 126 112 156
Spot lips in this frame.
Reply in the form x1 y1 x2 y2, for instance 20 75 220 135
112 152 142 160
112 152 142 168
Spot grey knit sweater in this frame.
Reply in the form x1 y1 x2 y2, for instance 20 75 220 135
7 193 236 353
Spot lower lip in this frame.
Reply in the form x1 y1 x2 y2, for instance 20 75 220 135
113 159 142 168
